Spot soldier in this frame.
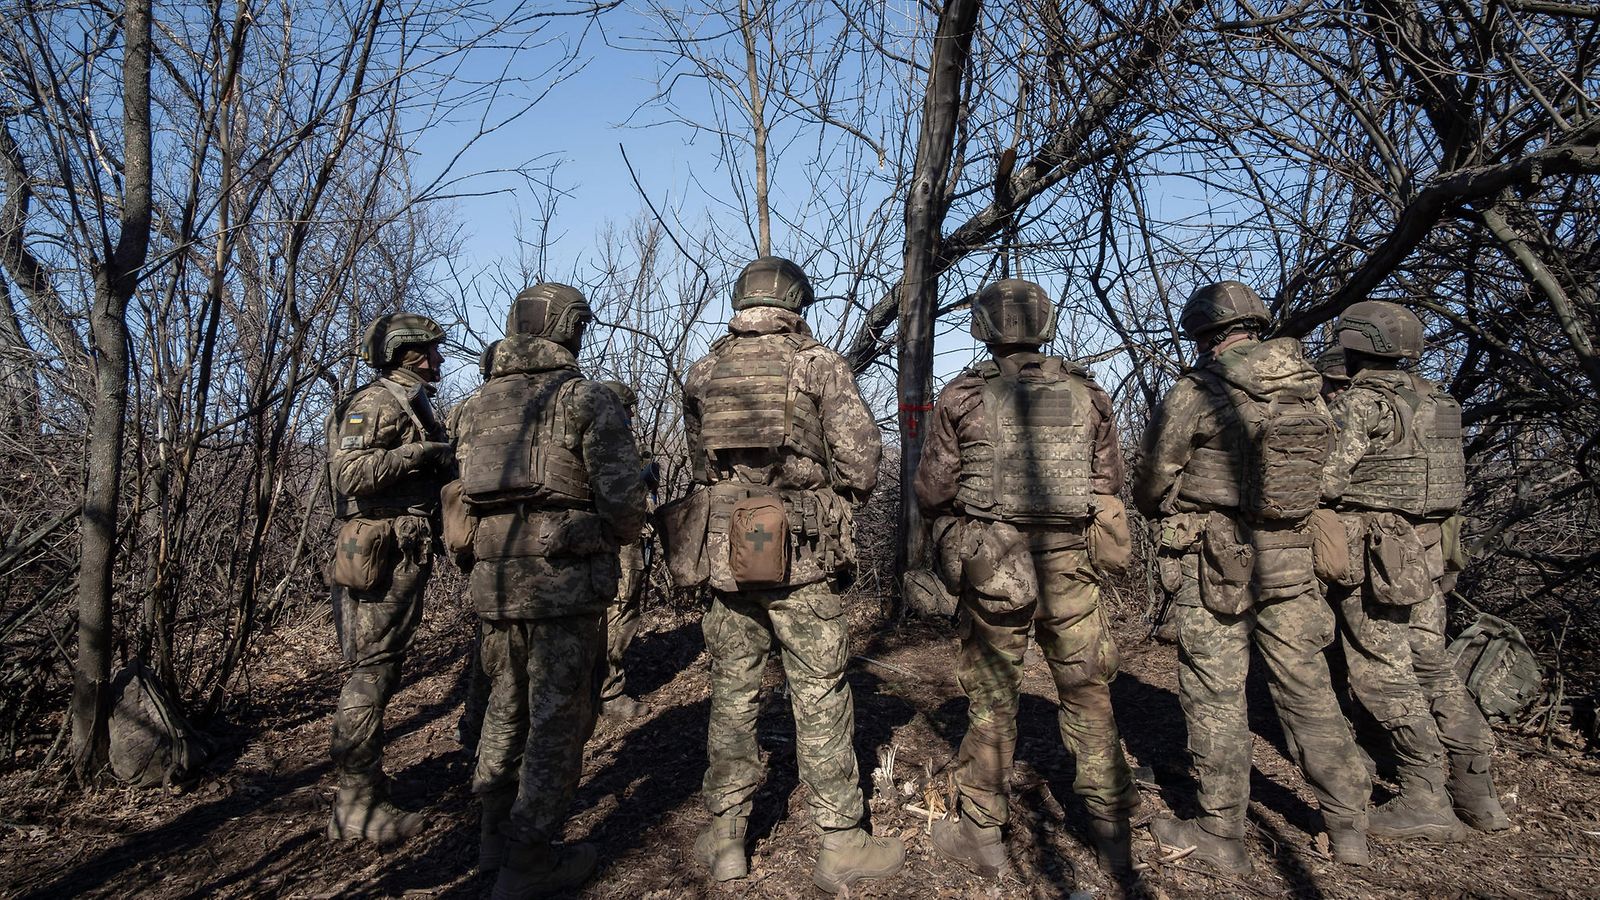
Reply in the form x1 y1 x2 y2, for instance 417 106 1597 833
1321 301 1510 839
325 312 453 844
451 284 647 898
1134 281 1371 872
682 256 902 894
912 279 1141 880
451 340 499 752
597 379 658 720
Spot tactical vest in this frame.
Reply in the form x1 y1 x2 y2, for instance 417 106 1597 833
327 378 446 519
1342 373 1465 517
955 358 1094 524
1180 366 1333 521
456 369 593 511
698 331 829 466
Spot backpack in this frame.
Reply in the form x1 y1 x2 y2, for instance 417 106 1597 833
108 664 211 787
1448 613 1543 721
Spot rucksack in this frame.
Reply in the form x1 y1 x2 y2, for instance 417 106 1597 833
108 664 211 787
1203 375 1335 522
1449 613 1543 721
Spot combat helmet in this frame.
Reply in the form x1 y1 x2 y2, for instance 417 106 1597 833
360 312 446 369
1179 281 1271 340
1336 300 1422 360
600 380 638 410
507 283 593 346
732 256 814 312
970 278 1056 346
1315 346 1350 382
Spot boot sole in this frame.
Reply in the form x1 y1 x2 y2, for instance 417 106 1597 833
1368 822 1466 842
1456 809 1512 832
929 838 1004 879
812 865 903 895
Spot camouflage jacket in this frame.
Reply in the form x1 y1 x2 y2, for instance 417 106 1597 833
684 307 882 499
914 351 1125 519
329 366 451 518
453 334 648 619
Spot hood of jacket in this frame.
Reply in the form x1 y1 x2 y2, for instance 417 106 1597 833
1210 336 1321 401
490 333 580 378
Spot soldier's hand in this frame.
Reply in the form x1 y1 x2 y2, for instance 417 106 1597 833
397 441 455 470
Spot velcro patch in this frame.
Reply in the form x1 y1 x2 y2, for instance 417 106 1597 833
340 412 370 450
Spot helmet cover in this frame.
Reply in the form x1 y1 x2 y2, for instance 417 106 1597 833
1336 300 1423 360
1179 281 1270 340
732 256 814 312
507 283 593 345
970 279 1056 346
360 312 445 369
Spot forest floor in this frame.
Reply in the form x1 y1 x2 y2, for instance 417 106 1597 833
3 589 1600 900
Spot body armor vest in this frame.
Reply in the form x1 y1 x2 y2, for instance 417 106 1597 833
1179 363 1332 520
698 331 830 466
457 369 593 511
955 358 1094 524
329 378 447 519
1342 372 1465 517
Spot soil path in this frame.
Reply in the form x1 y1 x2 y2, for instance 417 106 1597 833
4 597 1599 899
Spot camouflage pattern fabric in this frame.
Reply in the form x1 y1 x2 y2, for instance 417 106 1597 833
915 350 1136 829
701 580 864 831
952 547 1138 827
1136 340 1369 840
470 613 605 845
1324 376 1495 773
1172 580 1370 837
330 514 431 781
602 541 646 701
327 366 449 785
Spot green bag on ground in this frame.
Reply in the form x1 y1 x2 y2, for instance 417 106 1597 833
1449 613 1543 721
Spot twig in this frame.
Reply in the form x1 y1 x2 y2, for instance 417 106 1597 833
851 655 915 678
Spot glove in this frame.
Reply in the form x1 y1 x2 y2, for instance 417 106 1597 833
397 441 454 470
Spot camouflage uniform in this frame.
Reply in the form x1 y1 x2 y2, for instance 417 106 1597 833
914 352 1138 833
1134 337 1369 842
1323 369 1494 812
328 365 450 786
455 333 648 846
683 305 883 833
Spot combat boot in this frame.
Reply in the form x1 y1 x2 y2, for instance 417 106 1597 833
1325 828 1370 866
693 813 748 882
1148 817 1251 875
1369 771 1466 842
601 695 653 721
490 839 598 900
325 778 425 845
1449 757 1512 832
812 827 906 894
930 812 1007 878
1088 817 1134 877
478 788 517 872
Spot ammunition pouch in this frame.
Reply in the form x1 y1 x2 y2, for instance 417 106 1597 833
1308 508 1357 587
1364 512 1431 606
1086 495 1133 575
1440 512 1469 573
1199 512 1254 615
330 518 397 592
440 479 478 567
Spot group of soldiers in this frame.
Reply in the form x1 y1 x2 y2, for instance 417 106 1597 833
322 258 1507 898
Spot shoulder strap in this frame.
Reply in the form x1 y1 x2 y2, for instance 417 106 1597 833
376 377 431 439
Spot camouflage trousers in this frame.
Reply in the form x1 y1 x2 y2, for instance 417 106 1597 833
702 580 864 831
330 515 430 784
602 545 646 701
1334 519 1493 780
471 612 604 845
954 547 1138 829
1174 569 1369 838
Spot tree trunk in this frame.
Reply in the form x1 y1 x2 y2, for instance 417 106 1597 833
895 0 981 596
70 0 154 783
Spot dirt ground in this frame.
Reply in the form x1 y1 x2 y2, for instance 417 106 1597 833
4 592 1600 900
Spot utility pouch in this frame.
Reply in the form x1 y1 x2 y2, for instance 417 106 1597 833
1309 508 1353 586
656 486 712 588
1087 495 1133 575
330 518 396 592
729 493 789 588
931 515 964 594
1199 512 1255 615
440 479 478 562
1440 513 1470 573
1158 513 1207 553
1366 512 1430 606
962 518 1039 614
